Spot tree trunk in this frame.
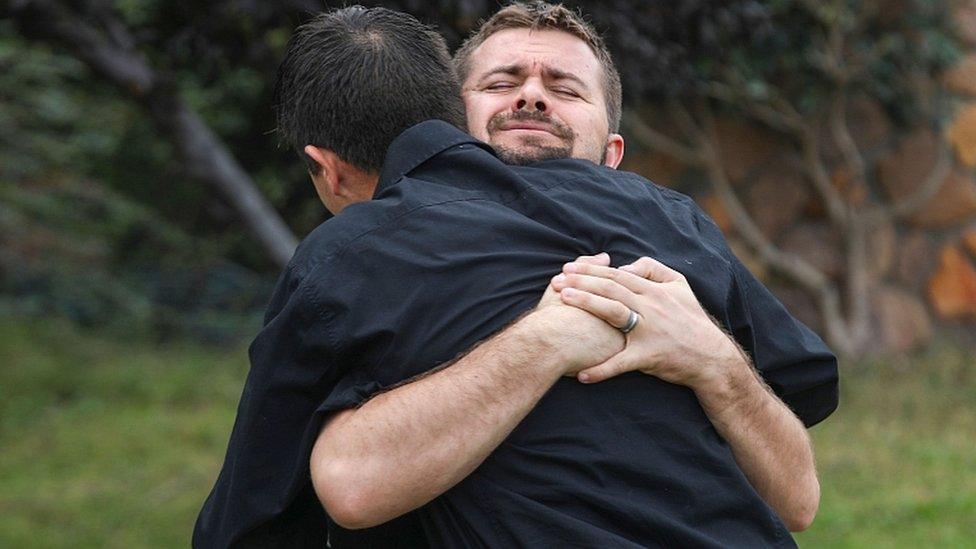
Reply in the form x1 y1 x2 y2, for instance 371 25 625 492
7 0 299 268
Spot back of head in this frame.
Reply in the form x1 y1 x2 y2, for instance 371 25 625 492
274 6 466 173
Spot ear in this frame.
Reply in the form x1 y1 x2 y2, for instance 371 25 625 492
602 133 625 169
304 145 343 197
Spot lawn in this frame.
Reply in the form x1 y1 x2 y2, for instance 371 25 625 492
1 318 973 547
0 318 248 548
795 343 976 547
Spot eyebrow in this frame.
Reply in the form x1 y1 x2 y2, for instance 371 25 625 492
478 63 590 91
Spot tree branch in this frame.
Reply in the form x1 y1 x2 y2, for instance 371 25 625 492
622 115 706 166
706 82 806 135
843 217 872 352
706 79 849 230
696 108 832 296
828 92 866 187
798 127 850 229
697 107 853 353
671 100 707 142
9 0 299 268
870 140 952 224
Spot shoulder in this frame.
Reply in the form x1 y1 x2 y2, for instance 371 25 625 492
288 189 461 272
609 170 729 247
288 186 491 293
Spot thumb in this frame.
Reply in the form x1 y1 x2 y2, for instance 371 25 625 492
577 350 636 384
573 252 611 266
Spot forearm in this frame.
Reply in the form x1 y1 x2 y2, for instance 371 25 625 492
693 353 819 532
311 311 565 529
550 256 822 530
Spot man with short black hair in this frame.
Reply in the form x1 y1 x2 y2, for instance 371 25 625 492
195 4 837 548
271 5 467 211
194 7 468 546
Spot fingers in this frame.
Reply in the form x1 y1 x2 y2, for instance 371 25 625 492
540 254 608 309
619 256 683 283
577 351 636 384
573 252 611 266
552 272 642 312
559 287 635 329
560 262 652 296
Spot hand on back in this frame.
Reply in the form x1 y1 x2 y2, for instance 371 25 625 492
550 254 745 389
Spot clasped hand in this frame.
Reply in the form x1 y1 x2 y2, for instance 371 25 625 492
544 252 745 390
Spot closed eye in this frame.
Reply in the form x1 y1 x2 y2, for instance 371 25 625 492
552 87 581 98
484 81 517 91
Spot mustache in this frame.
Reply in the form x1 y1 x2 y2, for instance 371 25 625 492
486 111 575 140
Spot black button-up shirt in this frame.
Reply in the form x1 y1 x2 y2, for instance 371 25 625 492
194 121 838 548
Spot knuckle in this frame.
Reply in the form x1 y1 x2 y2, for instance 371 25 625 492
566 273 585 286
570 261 590 275
598 279 619 296
617 304 632 320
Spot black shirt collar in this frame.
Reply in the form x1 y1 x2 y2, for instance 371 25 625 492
375 120 493 197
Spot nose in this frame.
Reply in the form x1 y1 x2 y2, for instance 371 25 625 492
514 79 548 113
516 98 547 112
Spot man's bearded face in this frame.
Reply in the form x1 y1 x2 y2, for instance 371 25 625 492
460 28 619 167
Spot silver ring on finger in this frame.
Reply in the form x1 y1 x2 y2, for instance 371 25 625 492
619 309 639 334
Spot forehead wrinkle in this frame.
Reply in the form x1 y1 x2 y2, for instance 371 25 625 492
542 65 590 90
478 62 526 82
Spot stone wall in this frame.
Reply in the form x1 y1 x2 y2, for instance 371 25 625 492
621 3 976 354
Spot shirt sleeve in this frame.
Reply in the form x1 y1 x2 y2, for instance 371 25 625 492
725 251 839 427
315 370 388 415
193 265 399 547
689 206 839 427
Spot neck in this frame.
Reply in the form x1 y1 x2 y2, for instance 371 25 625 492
323 171 380 215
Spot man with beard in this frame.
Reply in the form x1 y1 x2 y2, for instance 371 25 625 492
195 3 837 548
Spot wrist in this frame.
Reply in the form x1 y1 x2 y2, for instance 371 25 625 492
508 309 568 380
692 340 757 411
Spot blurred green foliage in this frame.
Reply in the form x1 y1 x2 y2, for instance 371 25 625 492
0 176 269 341
0 24 271 339
0 11 306 339
0 22 128 182
389 0 959 119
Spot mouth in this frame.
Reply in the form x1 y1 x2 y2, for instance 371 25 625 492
487 112 575 142
499 122 559 136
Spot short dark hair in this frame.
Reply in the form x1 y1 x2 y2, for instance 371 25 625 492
274 6 466 173
454 1 621 133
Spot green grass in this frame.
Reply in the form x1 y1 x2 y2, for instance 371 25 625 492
1 318 974 547
0 318 249 548
795 344 976 548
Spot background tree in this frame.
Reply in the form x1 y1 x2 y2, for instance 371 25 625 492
5 0 299 268
3 0 969 356
595 0 962 358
